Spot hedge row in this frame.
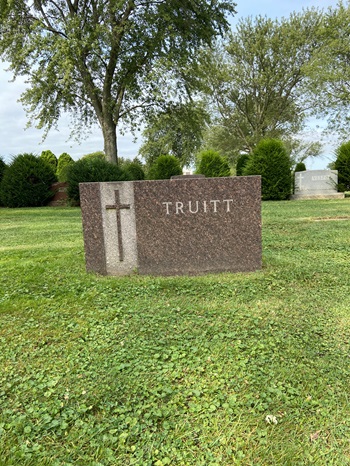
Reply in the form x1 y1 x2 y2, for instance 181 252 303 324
0 153 181 207
4 138 347 208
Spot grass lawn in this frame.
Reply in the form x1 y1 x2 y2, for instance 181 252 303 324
1 199 350 465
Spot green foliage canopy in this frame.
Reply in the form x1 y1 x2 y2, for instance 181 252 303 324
243 138 292 200
0 0 236 164
40 150 57 171
82 152 106 160
294 161 307 172
334 141 350 192
0 153 57 207
285 140 322 170
66 157 129 204
56 152 75 182
203 10 323 157
196 149 231 177
200 124 239 164
139 101 210 168
121 159 145 180
0 156 8 205
305 3 350 136
147 155 182 180
0 156 7 182
236 153 250 176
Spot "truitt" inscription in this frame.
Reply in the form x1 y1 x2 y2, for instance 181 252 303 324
162 199 234 215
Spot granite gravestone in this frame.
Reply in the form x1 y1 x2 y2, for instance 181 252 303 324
79 176 262 276
293 169 344 199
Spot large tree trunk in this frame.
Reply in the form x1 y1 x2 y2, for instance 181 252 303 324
102 117 118 164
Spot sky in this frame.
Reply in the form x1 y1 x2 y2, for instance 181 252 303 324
0 0 341 167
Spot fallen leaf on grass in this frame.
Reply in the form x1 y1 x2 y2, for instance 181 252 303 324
310 430 321 442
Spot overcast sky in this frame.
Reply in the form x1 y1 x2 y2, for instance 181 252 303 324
0 0 340 167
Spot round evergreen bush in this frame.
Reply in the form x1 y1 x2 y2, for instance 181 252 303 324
82 151 106 160
243 139 291 200
334 141 350 192
40 150 57 172
123 161 145 180
57 152 75 182
196 150 231 177
0 157 8 206
0 153 57 207
294 161 306 172
148 155 182 180
236 153 250 176
0 156 7 182
66 157 130 204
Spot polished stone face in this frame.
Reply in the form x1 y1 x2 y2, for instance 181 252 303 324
133 177 261 276
79 176 262 276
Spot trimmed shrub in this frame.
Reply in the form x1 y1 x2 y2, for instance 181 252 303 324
66 157 130 204
57 152 75 182
243 139 291 200
294 162 306 172
0 157 8 206
196 150 231 177
334 141 350 192
40 150 57 171
0 153 57 207
0 156 7 182
236 153 250 176
123 160 145 180
148 155 182 180
82 151 106 160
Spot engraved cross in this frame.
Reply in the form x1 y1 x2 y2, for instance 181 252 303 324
105 190 130 262
296 172 304 190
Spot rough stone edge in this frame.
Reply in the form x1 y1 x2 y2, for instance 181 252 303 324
79 182 107 275
170 174 205 179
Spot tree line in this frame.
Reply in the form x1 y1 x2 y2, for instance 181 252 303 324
1 1 350 166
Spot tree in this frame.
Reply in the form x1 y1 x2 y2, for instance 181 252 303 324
57 152 75 181
199 124 239 164
139 101 210 168
82 151 106 160
305 3 350 137
202 10 324 157
243 139 291 200
334 141 350 192
284 139 322 170
0 0 236 164
40 150 57 171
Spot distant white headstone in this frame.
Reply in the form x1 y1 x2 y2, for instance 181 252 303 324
292 170 344 199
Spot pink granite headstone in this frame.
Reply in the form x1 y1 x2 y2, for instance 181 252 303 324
79 176 262 276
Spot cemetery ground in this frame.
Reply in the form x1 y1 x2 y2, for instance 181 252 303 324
0 200 350 466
